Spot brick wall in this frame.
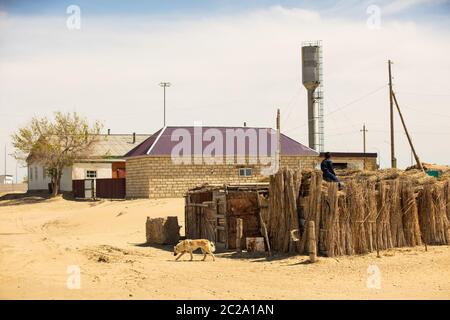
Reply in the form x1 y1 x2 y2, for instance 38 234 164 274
126 155 378 199
332 157 378 171
126 155 319 199
364 157 378 171
280 156 319 170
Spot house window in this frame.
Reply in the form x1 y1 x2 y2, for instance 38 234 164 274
239 168 253 177
333 163 348 170
29 167 33 181
42 167 46 179
34 167 38 180
86 170 97 179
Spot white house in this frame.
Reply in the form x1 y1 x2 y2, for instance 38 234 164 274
0 174 14 184
27 133 149 192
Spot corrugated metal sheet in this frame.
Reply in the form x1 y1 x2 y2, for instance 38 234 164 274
125 126 318 157
96 178 126 199
124 129 162 157
89 134 150 158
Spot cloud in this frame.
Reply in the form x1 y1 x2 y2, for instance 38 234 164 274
0 5 449 175
382 0 447 15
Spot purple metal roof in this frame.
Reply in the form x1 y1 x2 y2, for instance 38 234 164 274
124 129 162 157
124 126 318 157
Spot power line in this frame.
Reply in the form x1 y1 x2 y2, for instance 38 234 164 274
370 129 450 135
281 87 303 124
395 91 450 97
284 84 387 134
400 105 450 118
327 84 388 116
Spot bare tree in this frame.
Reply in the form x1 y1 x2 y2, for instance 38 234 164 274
12 112 102 197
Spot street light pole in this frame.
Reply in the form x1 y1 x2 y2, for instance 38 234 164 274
159 82 171 127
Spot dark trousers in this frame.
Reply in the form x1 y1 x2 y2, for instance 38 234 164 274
323 172 342 189
323 172 339 182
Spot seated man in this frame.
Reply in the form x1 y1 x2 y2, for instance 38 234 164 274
321 152 342 189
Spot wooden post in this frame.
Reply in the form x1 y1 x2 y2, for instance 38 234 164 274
360 123 368 170
257 192 272 256
392 92 424 172
236 218 243 252
259 214 271 256
276 109 281 171
308 220 317 263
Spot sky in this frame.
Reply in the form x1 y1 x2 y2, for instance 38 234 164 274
1 0 450 181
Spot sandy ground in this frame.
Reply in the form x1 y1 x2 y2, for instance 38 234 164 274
0 193 449 300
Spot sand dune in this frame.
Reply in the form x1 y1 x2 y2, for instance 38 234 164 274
0 195 449 299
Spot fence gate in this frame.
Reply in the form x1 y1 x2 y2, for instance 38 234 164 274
72 178 125 199
72 180 85 198
84 179 95 199
213 192 227 249
185 203 213 239
96 178 126 199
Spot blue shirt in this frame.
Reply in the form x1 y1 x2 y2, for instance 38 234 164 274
321 159 336 176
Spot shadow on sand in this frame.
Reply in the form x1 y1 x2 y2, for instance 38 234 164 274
219 251 305 263
0 192 114 207
131 241 309 263
0 192 50 206
131 242 207 262
131 242 175 253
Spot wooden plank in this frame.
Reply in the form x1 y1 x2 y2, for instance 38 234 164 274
236 218 243 252
215 242 226 249
214 192 228 248
186 203 209 208
257 192 271 256
308 220 317 263
214 196 221 244
223 194 229 249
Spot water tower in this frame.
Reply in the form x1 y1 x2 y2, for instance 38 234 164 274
302 41 324 151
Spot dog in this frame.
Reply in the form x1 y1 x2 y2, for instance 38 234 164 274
174 239 216 261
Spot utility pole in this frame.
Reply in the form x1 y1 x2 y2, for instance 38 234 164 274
360 124 368 170
159 82 171 127
360 123 368 154
276 109 281 169
4 144 6 177
388 60 397 168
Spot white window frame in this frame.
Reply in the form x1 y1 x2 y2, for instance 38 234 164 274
239 168 253 177
86 170 97 179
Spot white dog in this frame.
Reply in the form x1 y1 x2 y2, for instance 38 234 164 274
174 239 216 261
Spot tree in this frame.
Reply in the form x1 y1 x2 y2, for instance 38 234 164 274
12 112 102 197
